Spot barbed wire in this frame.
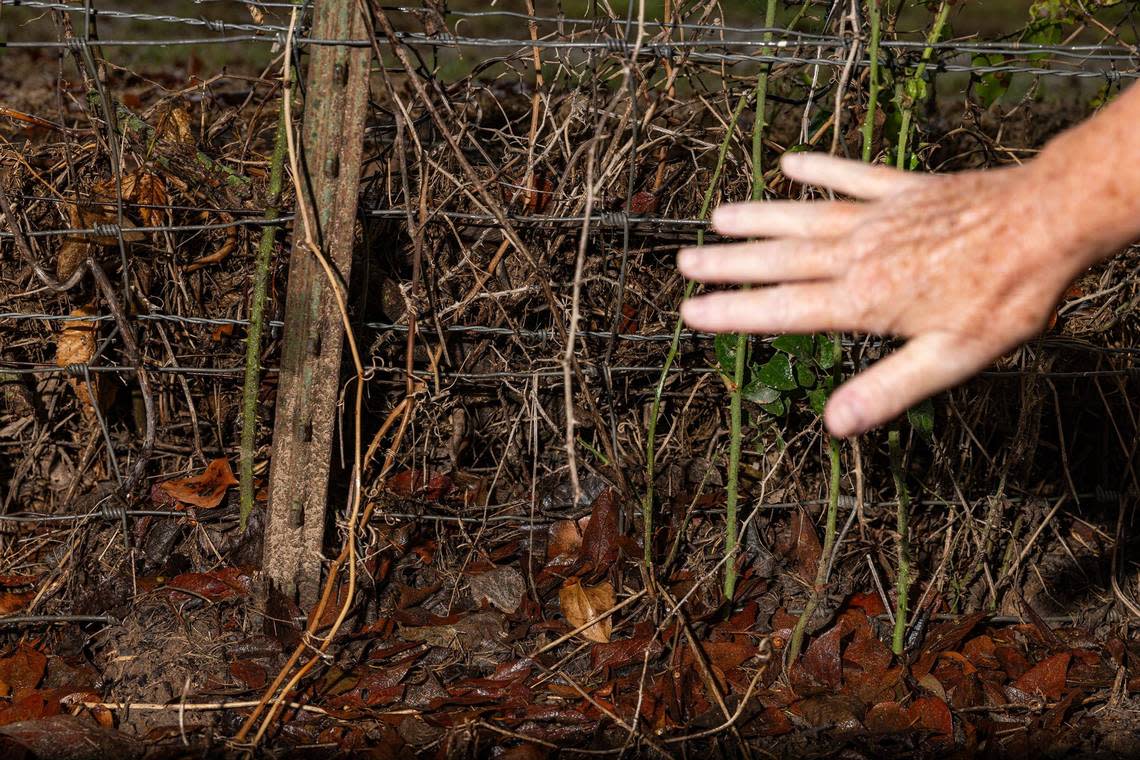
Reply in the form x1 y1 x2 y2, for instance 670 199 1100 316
3 33 1133 79
4 359 1138 381
5 310 1140 364
7 0 1138 61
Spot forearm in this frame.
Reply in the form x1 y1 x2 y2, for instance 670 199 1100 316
1034 82 1140 262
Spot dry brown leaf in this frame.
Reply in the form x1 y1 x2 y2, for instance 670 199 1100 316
467 565 525 613
54 306 104 416
155 104 195 144
558 578 614 643
153 105 192 144
157 458 238 509
68 201 144 246
546 516 587 564
130 171 168 228
0 591 33 616
55 237 91 281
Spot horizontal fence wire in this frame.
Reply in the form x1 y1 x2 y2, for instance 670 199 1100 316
2 0 1137 78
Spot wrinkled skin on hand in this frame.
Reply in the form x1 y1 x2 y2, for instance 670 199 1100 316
678 153 1101 438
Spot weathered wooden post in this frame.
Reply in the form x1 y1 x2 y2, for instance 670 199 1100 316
263 2 371 606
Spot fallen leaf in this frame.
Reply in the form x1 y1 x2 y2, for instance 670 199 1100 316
0 592 34 616
791 694 863 732
55 307 105 416
229 660 267 690
865 701 913 734
845 592 887 617
558 578 614 643
154 104 195 144
467 565 525 613
0 645 46 696
775 508 822 583
397 611 507 651
157 459 238 509
801 621 844 688
546 517 587 564
591 626 664 670
908 695 953 738
158 567 254 602
0 575 37 587
627 190 658 215
0 714 142 758
581 488 620 575
1012 652 1070 700
129 172 168 228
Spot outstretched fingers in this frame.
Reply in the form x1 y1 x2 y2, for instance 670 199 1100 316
823 333 981 437
780 152 926 200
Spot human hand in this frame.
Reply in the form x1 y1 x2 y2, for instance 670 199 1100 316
678 152 1101 438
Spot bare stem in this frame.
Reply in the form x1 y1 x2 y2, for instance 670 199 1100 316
895 0 950 169
645 91 751 573
889 429 911 654
239 93 290 530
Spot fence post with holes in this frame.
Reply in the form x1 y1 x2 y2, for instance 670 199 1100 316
263 2 370 607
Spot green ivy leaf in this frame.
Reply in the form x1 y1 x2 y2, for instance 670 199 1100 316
714 334 744 377
907 398 935 443
756 353 796 391
971 54 1011 108
796 362 817 389
742 380 782 405
772 334 814 359
760 398 788 416
814 334 840 370
808 387 830 417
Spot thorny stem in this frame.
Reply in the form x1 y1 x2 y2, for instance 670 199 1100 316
889 429 912 654
860 0 882 163
788 434 842 663
895 0 950 169
725 0 778 601
238 91 290 530
644 91 751 574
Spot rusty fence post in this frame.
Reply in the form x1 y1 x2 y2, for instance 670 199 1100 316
263 2 371 606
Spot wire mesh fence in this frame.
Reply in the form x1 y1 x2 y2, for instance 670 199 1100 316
0 0 1138 698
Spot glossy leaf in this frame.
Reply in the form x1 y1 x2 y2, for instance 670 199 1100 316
907 398 935 443
756 354 796 391
772 334 814 359
714 333 745 377
808 388 830 417
796 362 817 389
742 380 781 405
815 334 840 370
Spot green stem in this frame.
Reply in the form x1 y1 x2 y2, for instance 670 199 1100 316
888 429 911 655
644 91 751 573
894 1 950 169
239 96 290 530
724 0 778 600
860 0 882 163
788 434 842 663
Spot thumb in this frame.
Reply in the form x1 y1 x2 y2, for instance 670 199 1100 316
823 333 980 437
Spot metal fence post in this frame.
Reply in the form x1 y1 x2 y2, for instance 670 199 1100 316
263 2 371 606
